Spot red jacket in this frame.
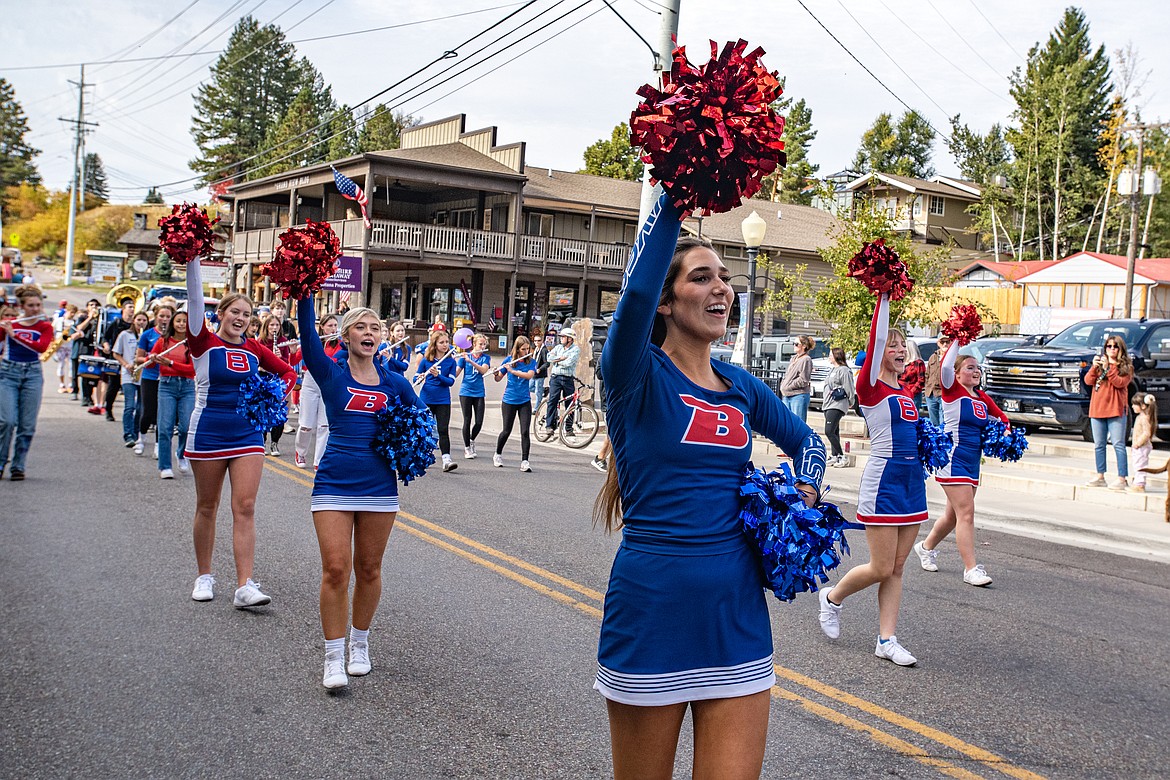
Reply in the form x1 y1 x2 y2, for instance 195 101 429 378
1085 363 1132 419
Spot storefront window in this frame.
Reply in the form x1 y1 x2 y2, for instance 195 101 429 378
547 286 575 325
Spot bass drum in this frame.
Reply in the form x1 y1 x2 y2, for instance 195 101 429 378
78 355 119 378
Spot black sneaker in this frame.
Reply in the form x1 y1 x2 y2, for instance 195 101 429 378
591 456 607 473
10 470 25 481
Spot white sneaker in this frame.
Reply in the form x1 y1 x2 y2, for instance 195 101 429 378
177 457 189 473
818 588 841 639
493 454 504 468
323 650 348 689
191 574 215 602
133 438 145 456
160 469 174 480
233 579 271 608
153 443 159 458
469 441 478 458
269 443 281 457
520 460 531 472
464 446 474 459
963 564 992 587
442 455 457 473
875 635 917 666
294 452 307 468
348 641 371 676
913 541 938 572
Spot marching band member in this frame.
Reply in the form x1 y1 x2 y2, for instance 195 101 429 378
414 330 459 473
0 284 52 481
457 333 492 459
491 336 535 472
184 257 296 608
383 321 412 375
151 310 196 480
134 304 174 457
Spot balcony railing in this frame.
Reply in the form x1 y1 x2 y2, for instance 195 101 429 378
231 218 630 272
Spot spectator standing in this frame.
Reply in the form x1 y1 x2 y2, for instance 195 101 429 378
923 335 951 426
1129 393 1157 493
544 326 580 431
113 311 149 447
1084 335 1134 490
822 347 855 467
779 335 814 422
530 328 550 410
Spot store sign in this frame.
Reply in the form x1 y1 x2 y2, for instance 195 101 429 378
321 255 363 292
91 259 121 282
202 262 228 284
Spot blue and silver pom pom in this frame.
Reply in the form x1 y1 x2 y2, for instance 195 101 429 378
739 462 862 603
916 419 954 476
372 404 438 485
981 419 1028 462
236 373 289 432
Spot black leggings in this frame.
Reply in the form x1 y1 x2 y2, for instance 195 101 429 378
497 401 531 460
824 408 845 457
269 424 284 445
460 395 485 447
103 373 122 412
428 403 452 456
138 378 159 438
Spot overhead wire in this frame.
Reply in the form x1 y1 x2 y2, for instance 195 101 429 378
90 0 205 73
962 0 1024 61
922 0 1013 84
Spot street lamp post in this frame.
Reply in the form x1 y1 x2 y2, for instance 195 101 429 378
740 211 767 371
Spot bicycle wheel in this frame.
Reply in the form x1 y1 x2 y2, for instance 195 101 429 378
560 403 599 449
533 400 554 442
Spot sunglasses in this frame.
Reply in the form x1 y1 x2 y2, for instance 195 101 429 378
1106 344 1120 349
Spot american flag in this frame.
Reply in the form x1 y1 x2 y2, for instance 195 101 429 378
332 167 371 228
339 291 352 304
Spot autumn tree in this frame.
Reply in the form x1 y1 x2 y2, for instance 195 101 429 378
581 123 643 181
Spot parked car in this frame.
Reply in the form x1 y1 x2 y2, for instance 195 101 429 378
983 318 1170 440
958 335 1049 371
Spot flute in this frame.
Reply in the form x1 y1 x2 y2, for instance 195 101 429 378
412 347 457 387
377 335 410 355
133 339 188 381
5 313 51 324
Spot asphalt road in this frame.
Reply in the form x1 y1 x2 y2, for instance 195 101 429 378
3 384 1169 780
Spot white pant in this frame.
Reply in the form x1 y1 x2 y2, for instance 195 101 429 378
1131 443 1152 486
294 379 329 467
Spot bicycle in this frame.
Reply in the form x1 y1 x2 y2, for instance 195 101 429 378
533 377 600 449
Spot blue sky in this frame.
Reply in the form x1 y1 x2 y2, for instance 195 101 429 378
3 0 1166 204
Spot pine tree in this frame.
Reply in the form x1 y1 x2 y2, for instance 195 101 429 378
152 253 174 281
83 152 109 205
254 88 330 178
357 105 417 152
947 116 1013 253
0 78 41 208
144 186 165 204
757 82 819 204
580 123 643 181
853 111 935 178
189 17 306 185
327 105 360 160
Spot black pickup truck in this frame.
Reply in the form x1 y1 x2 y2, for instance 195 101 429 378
983 318 1170 440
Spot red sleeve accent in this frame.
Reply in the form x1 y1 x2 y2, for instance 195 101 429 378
246 337 297 393
977 389 1009 424
13 321 54 353
186 325 215 357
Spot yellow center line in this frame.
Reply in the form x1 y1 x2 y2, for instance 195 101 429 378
260 462 1046 780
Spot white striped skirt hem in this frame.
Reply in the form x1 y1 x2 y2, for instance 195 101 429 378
310 495 400 513
594 654 775 706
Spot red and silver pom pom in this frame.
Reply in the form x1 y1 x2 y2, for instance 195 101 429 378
941 304 982 345
630 39 787 217
847 239 914 300
158 203 218 265
261 219 341 300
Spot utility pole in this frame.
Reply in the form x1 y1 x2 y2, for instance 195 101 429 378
636 0 681 227
1120 121 1169 318
61 65 97 285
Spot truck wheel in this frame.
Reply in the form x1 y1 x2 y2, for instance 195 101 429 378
1081 422 1093 442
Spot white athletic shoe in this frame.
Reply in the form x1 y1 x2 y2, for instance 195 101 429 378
913 541 939 572
493 454 504 468
177 457 189 473
133 438 145 456
469 441 478 458
464 446 474 459
233 579 271 608
442 455 457 473
153 443 159 458
323 650 348 689
191 574 215 602
875 636 917 666
348 642 371 676
159 469 174 480
294 452 307 468
269 443 281 457
520 460 531 472
818 587 841 640
963 564 993 587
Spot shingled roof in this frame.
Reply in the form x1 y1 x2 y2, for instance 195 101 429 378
368 143 524 178
684 198 837 255
522 167 642 212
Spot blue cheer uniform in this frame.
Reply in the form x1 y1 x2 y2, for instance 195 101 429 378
415 355 457 404
457 352 491 397
594 193 826 707
497 357 535 404
385 344 411 375
184 259 297 460
935 341 1008 486
137 327 163 381
298 298 426 512
855 293 928 524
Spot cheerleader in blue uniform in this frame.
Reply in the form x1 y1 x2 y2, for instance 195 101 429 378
816 292 925 666
184 257 297 608
297 296 427 689
593 194 824 779
383 320 412 375
914 342 1008 587
457 333 492 459
414 330 459 473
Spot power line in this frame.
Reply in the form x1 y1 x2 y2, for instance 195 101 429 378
792 0 950 143
962 0 1025 61
90 0 205 73
922 0 1012 85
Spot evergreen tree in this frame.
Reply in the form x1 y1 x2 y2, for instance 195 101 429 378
254 88 330 178
327 104 360 160
83 152 109 205
1006 7 1111 258
152 253 174 281
189 16 306 185
853 111 935 178
0 78 41 208
144 186 165 204
357 105 417 152
580 123 643 181
947 116 1012 185
757 82 819 204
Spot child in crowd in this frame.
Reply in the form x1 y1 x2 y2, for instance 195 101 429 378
1130 393 1157 493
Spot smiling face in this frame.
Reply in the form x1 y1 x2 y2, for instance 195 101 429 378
390 323 406 341
343 314 382 360
955 355 982 390
172 312 189 337
656 246 733 345
882 331 908 377
218 299 252 341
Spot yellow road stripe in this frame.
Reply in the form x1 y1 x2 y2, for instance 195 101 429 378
771 687 988 780
260 463 1046 780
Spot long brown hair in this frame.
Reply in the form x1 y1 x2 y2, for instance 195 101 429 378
509 335 532 362
424 329 450 362
594 235 715 533
1104 334 1133 376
